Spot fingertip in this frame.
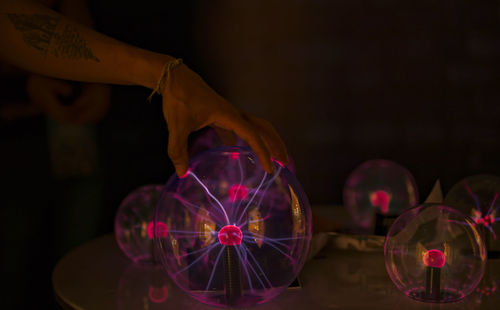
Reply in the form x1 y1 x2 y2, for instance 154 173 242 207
176 165 190 178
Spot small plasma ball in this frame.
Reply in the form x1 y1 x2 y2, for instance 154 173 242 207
444 174 500 244
343 159 419 233
114 184 165 264
154 146 312 308
384 204 487 303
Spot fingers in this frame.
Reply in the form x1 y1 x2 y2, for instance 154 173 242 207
167 124 190 177
214 114 274 174
244 113 289 165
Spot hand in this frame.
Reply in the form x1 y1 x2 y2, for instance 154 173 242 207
161 63 289 177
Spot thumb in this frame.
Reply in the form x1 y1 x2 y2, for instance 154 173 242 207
168 130 190 177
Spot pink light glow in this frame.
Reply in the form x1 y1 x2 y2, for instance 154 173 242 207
370 190 391 214
148 285 169 303
179 169 191 179
423 249 446 268
218 225 243 246
274 159 285 168
147 221 168 239
229 152 239 160
228 184 248 202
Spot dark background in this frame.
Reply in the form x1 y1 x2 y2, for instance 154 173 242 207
1 0 499 308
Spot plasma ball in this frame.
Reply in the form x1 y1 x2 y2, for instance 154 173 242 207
370 190 391 214
423 249 445 269
147 221 168 239
228 184 248 202
218 225 243 246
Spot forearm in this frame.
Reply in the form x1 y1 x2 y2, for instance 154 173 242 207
0 0 171 89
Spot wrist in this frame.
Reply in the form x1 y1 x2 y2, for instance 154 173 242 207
130 49 175 90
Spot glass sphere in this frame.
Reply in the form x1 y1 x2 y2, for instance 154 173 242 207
115 184 165 264
154 146 312 307
343 159 419 233
444 174 500 244
384 204 487 303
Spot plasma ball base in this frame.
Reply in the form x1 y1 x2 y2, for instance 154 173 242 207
406 287 464 303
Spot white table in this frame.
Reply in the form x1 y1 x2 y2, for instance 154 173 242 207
52 232 500 310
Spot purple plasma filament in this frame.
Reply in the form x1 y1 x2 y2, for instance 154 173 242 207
147 221 168 239
370 190 390 214
423 249 445 269
228 184 248 202
218 225 243 246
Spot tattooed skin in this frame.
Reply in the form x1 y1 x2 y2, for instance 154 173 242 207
7 13 99 62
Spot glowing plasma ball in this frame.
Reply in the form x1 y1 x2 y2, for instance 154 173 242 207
384 204 486 303
154 146 311 308
114 184 164 264
444 175 500 241
343 159 419 232
423 249 445 269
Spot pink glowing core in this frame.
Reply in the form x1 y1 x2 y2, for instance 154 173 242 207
228 184 248 202
229 152 239 160
147 221 168 239
423 249 446 268
148 285 168 303
370 190 391 214
218 225 243 246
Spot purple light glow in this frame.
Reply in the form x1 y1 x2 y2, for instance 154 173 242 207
423 249 446 269
218 225 243 246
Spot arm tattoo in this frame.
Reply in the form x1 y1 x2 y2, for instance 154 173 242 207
7 13 99 62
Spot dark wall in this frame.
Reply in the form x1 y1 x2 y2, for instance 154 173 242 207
192 0 500 203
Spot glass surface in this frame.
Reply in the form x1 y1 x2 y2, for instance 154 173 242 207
154 146 311 307
189 127 295 173
115 184 164 264
384 204 487 303
444 174 500 244
343 159 419 233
